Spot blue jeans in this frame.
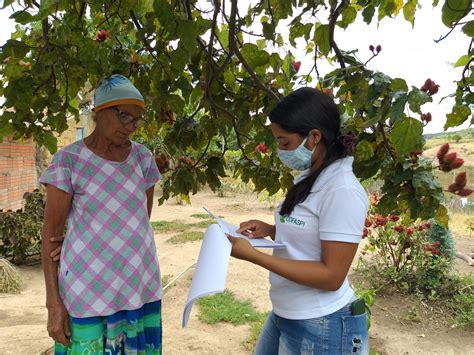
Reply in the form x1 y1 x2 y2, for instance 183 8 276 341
254 303 368 355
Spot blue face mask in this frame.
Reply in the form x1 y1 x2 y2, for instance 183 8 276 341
277 136 316 171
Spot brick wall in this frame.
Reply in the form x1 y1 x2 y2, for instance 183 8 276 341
0 137 38 211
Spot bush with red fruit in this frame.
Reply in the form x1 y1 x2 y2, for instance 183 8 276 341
95 29 109 42
359 211 453 295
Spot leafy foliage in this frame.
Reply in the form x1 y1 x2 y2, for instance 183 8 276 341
0 190 45 264
0 1 472 225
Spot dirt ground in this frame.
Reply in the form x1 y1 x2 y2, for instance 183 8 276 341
0 190 473 354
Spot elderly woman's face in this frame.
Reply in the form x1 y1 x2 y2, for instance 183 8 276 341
96 104 145 143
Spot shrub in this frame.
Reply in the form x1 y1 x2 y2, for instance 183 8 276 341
358 212 452 297
0 190 45 264
0 258 22 293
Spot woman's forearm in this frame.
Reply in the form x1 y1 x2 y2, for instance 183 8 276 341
41 226 63 307
247 251 337 290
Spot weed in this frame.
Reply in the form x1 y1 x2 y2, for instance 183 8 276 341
151 220 189 233
197 289 263 325
167 231 204 244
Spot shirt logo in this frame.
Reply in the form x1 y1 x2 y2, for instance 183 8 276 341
279 215 306 228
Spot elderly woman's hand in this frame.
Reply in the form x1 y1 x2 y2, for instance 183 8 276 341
47 302 71 346
49 235 65 262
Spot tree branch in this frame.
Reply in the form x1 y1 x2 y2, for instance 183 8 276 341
129 10 172 81
327 0 348 69
228 0 280 102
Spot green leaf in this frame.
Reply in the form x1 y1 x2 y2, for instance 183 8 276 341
362 6 375 24
444 105 471 129
177 20 198 53
407 87 431 113
462 20 474 36
314 24 330 57
403 0 417 26
240 43 270 69
216 26 229 50
262 22 275 41
391 78 408 92
355 140 374 161
453 54 471 68
435 204 449 228
41 132 58 154
391 118 423 156
338 6 357 29
441 0 470 27
412 170 441 190
389 92 408 122
10 10 34 25
289 22 311 46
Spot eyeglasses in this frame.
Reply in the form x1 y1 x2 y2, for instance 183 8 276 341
111 107 146 128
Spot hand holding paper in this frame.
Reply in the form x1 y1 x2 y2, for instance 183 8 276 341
203 207 285 249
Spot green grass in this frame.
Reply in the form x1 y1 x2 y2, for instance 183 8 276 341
190 213 211 219
161 274 173 288
151 220 189 233
446 273 474 328
191 219 215 228
197 289 264 325
242 312 269 351
166 231 204 244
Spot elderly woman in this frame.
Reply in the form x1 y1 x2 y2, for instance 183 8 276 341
40 74 162 354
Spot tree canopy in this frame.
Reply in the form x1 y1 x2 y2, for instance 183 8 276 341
0 0 473 225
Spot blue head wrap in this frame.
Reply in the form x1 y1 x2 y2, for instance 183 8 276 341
94 74 144 112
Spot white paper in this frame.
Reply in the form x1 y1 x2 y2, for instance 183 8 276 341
203 207 286 249
182 224 231 328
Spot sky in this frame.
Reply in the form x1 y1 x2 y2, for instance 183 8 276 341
0 3 471 134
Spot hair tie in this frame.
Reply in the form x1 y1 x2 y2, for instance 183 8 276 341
337 131 358 153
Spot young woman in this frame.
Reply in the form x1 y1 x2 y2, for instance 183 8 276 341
228 87 369 354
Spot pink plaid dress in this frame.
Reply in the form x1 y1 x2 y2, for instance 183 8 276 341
40 140 162 317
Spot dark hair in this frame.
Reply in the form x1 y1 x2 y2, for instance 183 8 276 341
269 87 347 216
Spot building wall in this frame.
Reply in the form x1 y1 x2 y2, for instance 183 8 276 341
0 136 37 211
0 113 95 211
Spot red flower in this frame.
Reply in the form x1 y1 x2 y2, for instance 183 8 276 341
254 143 269 154
95 29 109 42
364 219 372 227
389 214 400 222
410 150 423 158
436 143 449 160
420 78 440 96
322 88 334 96
394 225 404 233
448 183 459 193
443 152 457 164
362 228 369 239
450 158 464 169
421 113 432 122
406 227 414 236
375 215 388 227
292 61 301 72
457 188 473 197
455 172 467 188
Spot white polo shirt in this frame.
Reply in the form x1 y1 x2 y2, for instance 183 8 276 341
270 156 368 319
